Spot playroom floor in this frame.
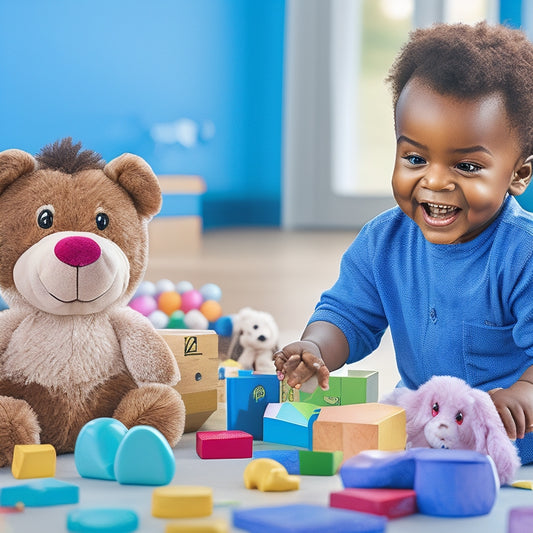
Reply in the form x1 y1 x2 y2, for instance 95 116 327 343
2 229 530 532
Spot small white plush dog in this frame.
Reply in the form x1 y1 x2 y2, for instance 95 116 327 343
381 375 521 485
227 307 278 373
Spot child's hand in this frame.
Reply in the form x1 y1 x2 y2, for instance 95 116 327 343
489 381 533 440
273 341 330 391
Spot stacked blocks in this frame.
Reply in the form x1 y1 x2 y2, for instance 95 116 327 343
12 444 56 479
313 403 406 460
152 486 213 518
340 448 499 517
330 488 417 518
226 374 280 440
196 430 253 459
233 503 386 533
243 458 300 492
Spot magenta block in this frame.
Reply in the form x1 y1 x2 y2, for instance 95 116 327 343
330 488 417 518
508 507 533 532
196 430 253 459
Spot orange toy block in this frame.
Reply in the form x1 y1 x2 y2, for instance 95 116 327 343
312 403 406 460
11 444 56 479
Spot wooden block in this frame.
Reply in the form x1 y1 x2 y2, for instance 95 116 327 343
165 518 229 533
159 329 219 432
312 403 406 460
298 450 343 476
12 444 56 479
196 430 253 459
243 458 300 492
330 488 417 518
152 485 213 518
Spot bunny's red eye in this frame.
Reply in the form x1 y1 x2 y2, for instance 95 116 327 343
432 402 439 417
455 411 463 425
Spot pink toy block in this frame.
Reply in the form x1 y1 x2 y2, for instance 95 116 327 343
508 507 533 532
196 430 253 459
330 487 417 518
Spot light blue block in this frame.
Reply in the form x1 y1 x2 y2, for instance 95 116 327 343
75 418 128 481
114 425 175 486
253 449 300 474
0 478 79 507
67 508 138 532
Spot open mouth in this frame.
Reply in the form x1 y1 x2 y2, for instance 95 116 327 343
421 202 461 226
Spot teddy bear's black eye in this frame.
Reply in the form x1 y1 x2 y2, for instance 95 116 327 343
37 209 53 229
96 213 109 230
432 402 439 417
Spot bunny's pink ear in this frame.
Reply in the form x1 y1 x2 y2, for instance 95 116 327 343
468 388 521 485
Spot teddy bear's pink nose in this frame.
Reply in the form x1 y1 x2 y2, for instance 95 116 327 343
54 236 101 267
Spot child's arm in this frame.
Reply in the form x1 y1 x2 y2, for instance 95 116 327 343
489 365 533 440
273 321 349 391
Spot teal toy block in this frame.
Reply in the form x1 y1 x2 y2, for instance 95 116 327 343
67 508 138 532
263 402 321 449
299 450 343 476
253 450 300 474
114 425 175 486
226 374 280 440
233 503 386 533
0 479 79 507
74 417 128 481
280 371 378 406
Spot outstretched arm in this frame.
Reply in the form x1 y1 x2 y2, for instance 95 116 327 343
273 321 349 391
489 364 533 440
110 307 179 386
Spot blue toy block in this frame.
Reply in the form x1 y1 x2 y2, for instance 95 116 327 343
263 402 320 449
340 449 417 489
75 418 128 481
226 374 280 440
67 508 138 532
114 425 175 486
233 504 386 533
0 479 79 507
414 448 498 517
253 450 300 474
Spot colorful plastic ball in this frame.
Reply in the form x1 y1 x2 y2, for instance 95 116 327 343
155 279 176 295
175 280 194 294
184 309 209 330
200 300 223 322
213 315 233 337
133 280 157 298
180 290 204 313
167 310 187 329
129 295 157 317
148 310 170 329
199 283 222 302
157 291 182 316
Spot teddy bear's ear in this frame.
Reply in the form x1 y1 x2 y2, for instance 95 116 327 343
0 149 38 195
103 153 162 218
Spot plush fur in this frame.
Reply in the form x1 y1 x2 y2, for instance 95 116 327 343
381 375 521 485
227 307 278 373
0 138 185 466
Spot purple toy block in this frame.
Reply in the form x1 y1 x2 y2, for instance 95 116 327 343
508 507 533 532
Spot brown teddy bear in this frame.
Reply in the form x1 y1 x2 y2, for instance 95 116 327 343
0 138 185 467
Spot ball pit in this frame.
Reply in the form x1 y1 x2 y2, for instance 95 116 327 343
128 280 233 335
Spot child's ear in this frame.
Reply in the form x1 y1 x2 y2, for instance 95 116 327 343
509 155 533 196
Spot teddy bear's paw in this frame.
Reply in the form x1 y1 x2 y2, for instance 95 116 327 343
0 396 40 467
113 384 185 448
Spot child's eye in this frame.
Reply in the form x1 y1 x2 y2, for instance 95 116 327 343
456 162 481 173
403 154 426 166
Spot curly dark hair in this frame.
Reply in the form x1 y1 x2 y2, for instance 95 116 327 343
36 137 104 174
387 22 533 156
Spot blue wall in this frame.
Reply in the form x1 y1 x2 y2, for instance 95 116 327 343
0 0 285 228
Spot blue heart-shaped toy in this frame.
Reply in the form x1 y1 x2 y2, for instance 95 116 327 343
74 418 128 481
114 425 175 486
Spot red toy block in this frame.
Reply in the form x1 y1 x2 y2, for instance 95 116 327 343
196 430 253 459
330 487 417 518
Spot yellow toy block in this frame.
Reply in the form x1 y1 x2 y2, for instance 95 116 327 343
313 403 406 460
243 458 300 492
165 518 229 533
11 444 56 479
152 485 213 518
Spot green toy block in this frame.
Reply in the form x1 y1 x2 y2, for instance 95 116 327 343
280 371 378 406
298 450 343 476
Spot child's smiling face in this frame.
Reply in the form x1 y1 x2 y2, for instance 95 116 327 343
392 78 532 244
